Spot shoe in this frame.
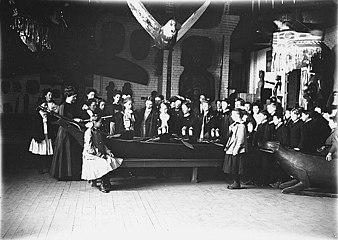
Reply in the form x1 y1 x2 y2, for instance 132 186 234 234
91 180 99 188
99 184 110 193
242 180 254 185
227 184 241 189
269 181 281 189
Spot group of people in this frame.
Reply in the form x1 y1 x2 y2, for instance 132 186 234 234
29 85 337 192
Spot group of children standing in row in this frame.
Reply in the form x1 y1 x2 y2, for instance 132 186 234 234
29 86 337 192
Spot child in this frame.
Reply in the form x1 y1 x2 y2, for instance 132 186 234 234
157 102 171 135
252 110 273 186
29 89 58 173
82 115 123 193
223 108 248 189
114 96 136 139
175 101 198 140
289 108 303 150
269 112 290 188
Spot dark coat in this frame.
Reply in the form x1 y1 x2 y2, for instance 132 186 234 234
272 124 289 146
214 109 231 142
114 111 136 136
106 103 122 122
289 120 303 148
195 110 216 140
175 113 199 138
312 112 331 147
135 107 158 137
299 119 318 153
168 108 183 134
253 120 273 147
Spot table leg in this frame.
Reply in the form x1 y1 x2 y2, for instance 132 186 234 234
191 167 198 183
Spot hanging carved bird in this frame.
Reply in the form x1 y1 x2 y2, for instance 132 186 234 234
127 0 211 50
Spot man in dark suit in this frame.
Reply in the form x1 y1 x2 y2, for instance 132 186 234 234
135 99 158 138
216 98 231 143
196 100 215 141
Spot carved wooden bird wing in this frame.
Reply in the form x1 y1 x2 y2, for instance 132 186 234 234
127 0 211 50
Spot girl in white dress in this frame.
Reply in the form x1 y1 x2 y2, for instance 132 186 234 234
29 89 59 173
82 115 123 193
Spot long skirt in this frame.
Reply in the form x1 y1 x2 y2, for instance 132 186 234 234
222 153 246 175
50 126 82 180
81 152 123 180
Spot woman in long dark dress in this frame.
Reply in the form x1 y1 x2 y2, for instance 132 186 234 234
50 86 83 180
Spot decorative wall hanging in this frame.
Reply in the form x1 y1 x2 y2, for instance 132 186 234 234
94 14 149 85
2 81 11 94
12 81 22 92
8 0 67 52
272 30 322 73
52 89 61 98
25 80 40 94
3 103 13 113
10 16 51 52
179 36 215 102
101 21 125 54
95 14 125 54
130 29 151 60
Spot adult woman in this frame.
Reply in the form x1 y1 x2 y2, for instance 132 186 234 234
29 89 59 173
223 109 248 189
50 86 83 180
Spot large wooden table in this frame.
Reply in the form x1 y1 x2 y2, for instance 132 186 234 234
105 137 225 183
66 125 225 182
119 158 224 182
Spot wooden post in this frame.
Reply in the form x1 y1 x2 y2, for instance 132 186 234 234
166 49 173 98
218 35 225 99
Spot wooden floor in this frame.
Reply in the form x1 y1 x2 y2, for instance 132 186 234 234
1 168 337 240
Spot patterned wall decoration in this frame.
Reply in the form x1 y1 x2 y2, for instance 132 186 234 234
130 29 151 60
26 80 40 94
179 36 215 101
52 88 61 99
101 21 125 54
2 81 11 94
12 81 22 93
94 14 150 85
